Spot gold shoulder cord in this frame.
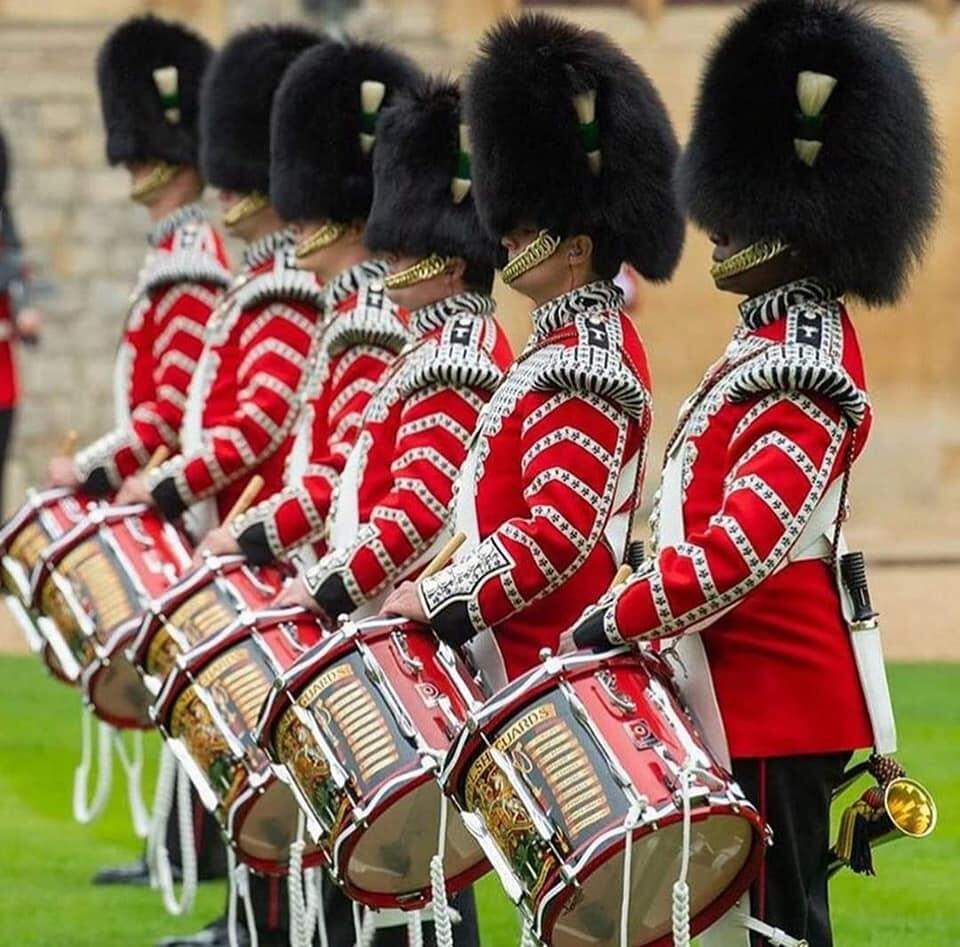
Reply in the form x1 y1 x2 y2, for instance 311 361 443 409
383 254 451 290
709 238 790 283
501 230 562 285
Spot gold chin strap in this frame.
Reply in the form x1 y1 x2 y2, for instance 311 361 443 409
383 253 452 290
710 238 791 283
294 221 349 259
130 162 179 203
223 192 269 228
501 229 562 285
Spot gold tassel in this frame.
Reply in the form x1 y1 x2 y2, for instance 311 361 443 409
793 70 837 166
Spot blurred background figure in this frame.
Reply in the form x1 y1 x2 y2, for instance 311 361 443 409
0 124 44 517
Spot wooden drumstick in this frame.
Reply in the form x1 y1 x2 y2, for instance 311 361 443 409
223 475 265 525
608 564 633 591
144 446 170 472
419 532 466 580
59 430 78 456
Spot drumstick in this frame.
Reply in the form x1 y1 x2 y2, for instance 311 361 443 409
144 446 170 472
59 430 78 456
224 475 265 525
419 532 466 580
608 564 633 591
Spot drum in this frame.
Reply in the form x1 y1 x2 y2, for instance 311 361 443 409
128 554 283 698
152 606 325 875
0 487 93 667
257 615 489 908
441 648 767 947
29 503 192 726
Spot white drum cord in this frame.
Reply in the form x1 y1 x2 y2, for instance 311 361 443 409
227 847 260 947
407 912 424 947
72 709 113 824
429 792 454 947
287 810 323 947
519 916 538 947
114 728 150 838
619 800 644 947
72 707 151 837
146 745 197 916
671 761 695 947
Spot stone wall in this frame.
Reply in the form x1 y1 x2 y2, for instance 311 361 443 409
1 1 959 558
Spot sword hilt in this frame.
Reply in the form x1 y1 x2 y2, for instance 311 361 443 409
840 551 878 623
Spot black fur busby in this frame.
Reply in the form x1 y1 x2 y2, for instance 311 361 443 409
679 0 941 304
270 39 423 222
465 13 684 281
365 77 498 271
96 15 212 167
200 24 321 194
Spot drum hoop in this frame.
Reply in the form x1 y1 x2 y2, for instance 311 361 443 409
0 486 74 550
35 612 82 682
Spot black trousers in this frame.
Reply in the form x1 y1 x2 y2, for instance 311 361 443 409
246 874 480 947
0 406 14 519
732 753 850 947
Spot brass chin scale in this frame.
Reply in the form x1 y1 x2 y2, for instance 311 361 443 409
383 254 451 290
130 162 179 203
501 229 562 285
223 192 269 228
294 221 349 259
709 238 790 283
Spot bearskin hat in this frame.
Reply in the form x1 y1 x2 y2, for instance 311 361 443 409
270 39 423 223
96 15 212 168
200 24 321 194
464 13 683 281
365 77 498 272
679 0 941 304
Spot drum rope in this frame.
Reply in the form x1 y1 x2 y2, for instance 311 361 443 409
519 917 537 947
618 800 643 947
407 911 424 947
146 746 197 916
288 810 323 947
72 709 113 825
671 762 695 947
227 848 259 947
429 791 454 947
352 902 377 947
113 729 150 838
314 870 328 947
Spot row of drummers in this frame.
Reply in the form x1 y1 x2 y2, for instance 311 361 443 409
1 481 762 947
0 10 772 947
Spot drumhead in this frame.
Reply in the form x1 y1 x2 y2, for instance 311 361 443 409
236 779 324 872
87 655 152 729
547 812 756 947
344 777 485 901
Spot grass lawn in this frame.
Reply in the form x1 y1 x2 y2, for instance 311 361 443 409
0 656 955 946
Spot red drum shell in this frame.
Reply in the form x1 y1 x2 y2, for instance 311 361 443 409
0 488 95 681
443 650 766 947
128 555 282 691
32 505 192 727
259 619 489 908
153 607 325 875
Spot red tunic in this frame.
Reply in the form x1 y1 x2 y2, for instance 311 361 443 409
583 279 873 759
301 292 514 616
147 230 326 528
74 204 231 493
231 261 409 564
419 280 652 691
